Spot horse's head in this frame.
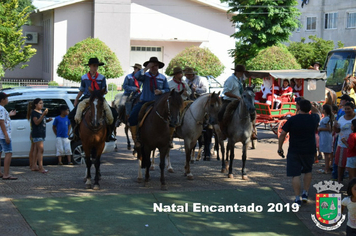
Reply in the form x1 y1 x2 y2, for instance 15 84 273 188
242 85 256 115
205 91 222 125
342 75 355 94
88 87 106 127
167 89 184 126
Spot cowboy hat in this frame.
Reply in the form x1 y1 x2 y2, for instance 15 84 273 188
170 67 183 76
132 63 142 70
313 61 322 67
183 67 196 75
231 64 247 72
143 57 164 69
85 58 104 66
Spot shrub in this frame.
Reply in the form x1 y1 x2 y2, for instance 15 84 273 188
165 46 225 77
108 83 117 91
48 81 59 86
57 38 124 82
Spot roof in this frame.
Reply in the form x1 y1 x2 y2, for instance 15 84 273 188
246 70 327 80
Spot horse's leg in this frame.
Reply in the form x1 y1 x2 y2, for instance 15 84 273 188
191 142 196 163
220 139 226 173
159 147 169 190
184 141 194 180
203 128 213 161
93 155 101 190
125 124 131 150
85 156 92 189
241 142 248 180
228 140 235 179
197 136 204 161
142 145 151 187
166 149 174 173
150 149 155 171
214 134 220 160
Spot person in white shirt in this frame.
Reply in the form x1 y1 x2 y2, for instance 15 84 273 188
0 92 17 180
184 67 208 99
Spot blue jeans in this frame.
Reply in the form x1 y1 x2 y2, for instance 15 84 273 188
128 101 145 126
0 139 12 153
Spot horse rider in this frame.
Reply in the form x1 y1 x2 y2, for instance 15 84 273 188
219 64 257 140
128 56 170 149
168 67 192 147
116 63 143 125
184 67 208 99
68 57 118 142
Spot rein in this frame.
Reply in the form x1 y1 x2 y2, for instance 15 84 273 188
155 97 171 124
188 94 212 125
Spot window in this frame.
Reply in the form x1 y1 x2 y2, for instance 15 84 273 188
131 46 162 52
306 17 316 30
347 12 356 28
325 12 338 29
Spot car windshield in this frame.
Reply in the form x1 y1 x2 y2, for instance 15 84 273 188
325 50 356 86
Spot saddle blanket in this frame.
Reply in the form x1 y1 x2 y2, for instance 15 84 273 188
75 98 114 125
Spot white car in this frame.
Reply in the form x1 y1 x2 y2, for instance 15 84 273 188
3 87 115 164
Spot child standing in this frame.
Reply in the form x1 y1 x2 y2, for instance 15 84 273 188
342 178 356 235
0 92 17 180
343 120 356 180
52 105 72 165
27 98 52 173
318 104 334 174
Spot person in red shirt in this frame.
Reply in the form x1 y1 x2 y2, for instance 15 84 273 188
342 119 356 180
293 79 303 97
280 79 294 102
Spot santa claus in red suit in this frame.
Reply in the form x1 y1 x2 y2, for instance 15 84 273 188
279 79 294 102
255 77 279 106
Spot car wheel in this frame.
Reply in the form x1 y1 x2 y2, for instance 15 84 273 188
71 141 85 165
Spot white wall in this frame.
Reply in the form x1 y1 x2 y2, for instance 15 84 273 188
53 1 93 84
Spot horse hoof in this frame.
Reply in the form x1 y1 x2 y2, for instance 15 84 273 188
85 184 92 189
221 168 226 173
190 160 194 164
93 185 100 190
168 168 174 173
161 185 168 190
150 166 155 171
242 175 248 180
187 175 194 180
228 174 234 179
137 178 143 183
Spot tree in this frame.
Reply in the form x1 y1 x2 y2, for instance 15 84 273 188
17 0 35 14
165 46 225 77
57 38 124 82
0 0 37 75
221 0 300 64
288 35 344 69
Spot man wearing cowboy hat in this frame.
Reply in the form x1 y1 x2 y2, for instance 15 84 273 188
168 67 191 101
68 57 117 142
128 56 170 149
115 63 143 125
219 64 257 140
184 67 208 99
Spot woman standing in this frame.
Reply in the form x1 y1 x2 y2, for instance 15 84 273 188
334 102 356 183
27 98 52 173
318 104 334 174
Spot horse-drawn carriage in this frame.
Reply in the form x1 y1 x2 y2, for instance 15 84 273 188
246 69 327 142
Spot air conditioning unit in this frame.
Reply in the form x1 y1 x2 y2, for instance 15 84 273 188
25 32 38 44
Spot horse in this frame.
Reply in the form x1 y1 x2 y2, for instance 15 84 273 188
138 90 183 190
80 88 108 190
113 91 141 150
174 92 221 180
216 86 256 180
325 87 337 105
343 75 356 95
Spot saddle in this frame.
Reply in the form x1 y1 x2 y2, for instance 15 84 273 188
138 101 155 128
176 100 194 127
75 98 114 125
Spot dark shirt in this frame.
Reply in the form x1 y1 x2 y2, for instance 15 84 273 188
31 110 46 139
282 113 319 155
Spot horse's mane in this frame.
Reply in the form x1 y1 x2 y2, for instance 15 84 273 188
89 89 104 103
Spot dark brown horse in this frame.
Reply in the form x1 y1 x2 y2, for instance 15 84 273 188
138 90 183 190
80 88 107 190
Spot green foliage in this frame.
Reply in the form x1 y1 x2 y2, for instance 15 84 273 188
0 0 37 76
48 81 59 86
17 0 35 14
57 38 124 82
288 35 339 69
108 83 117 91
165 46 225 77
221 0 300 64
0 64 4 78
246 44 301 70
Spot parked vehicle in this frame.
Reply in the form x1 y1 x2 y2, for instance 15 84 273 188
3 87 115 164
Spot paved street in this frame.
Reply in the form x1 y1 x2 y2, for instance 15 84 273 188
0 127 347 235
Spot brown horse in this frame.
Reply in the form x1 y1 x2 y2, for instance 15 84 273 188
325 87 337 105
80 88 107 190
138 90 183 190
343 75 356 95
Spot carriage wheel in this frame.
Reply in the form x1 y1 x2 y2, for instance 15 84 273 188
277 120 289 143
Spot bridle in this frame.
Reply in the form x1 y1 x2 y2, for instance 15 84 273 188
156 97 171 124
83 98 105 132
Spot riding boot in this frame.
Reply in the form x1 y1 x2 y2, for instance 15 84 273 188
169 127 175 148
69 124 80 142
130 125 141 149
106 126 116 142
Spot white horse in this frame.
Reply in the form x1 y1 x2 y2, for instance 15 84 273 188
216 86 255 180
173 92 221 180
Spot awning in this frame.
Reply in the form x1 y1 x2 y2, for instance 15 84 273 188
246 70 327 80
